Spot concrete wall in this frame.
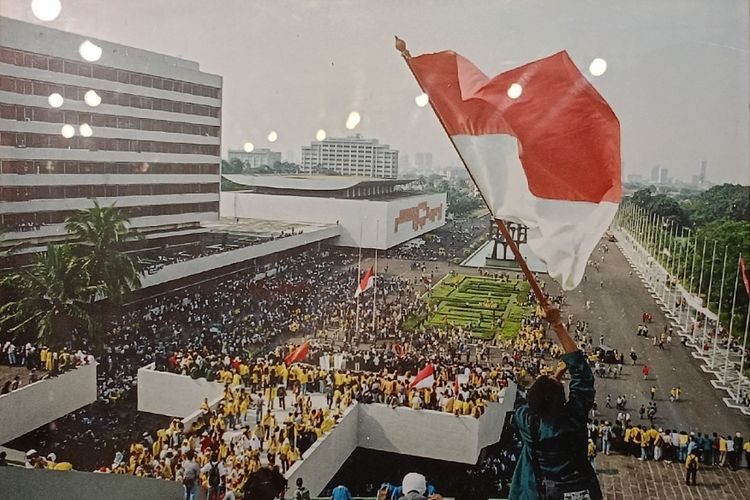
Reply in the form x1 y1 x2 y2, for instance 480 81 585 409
0 466 183 500
220 191 446 249
285 382 516 498
139 225 340 289
285 404 359 498
0 362 97 445
137 363 225 418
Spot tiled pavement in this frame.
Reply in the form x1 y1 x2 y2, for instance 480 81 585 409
597 454 749 499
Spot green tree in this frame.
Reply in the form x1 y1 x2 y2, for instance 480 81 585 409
683 184 750 227
64 201 142 302
0 244 97 347
221 158 245 174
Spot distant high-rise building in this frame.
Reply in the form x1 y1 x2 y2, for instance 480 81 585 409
698 160 707 185
650 165 669 184
415 152 433 171
228 148 281 170
300 134 398 178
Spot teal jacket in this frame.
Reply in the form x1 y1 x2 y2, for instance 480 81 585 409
509 350 596 500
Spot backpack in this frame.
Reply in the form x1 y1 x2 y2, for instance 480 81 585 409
208 462 221 487
295 486 311 500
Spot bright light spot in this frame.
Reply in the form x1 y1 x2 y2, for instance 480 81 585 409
79 123 93 137
415 93 429 107
507 83 523 99
243 142 254 153
31 0 61 21
345 111 361 130
61 124 75 138
267 131 278 142
315 129 326 141
47 92 64 108
589 58 607 76
83 89 101 107
79 40 102 62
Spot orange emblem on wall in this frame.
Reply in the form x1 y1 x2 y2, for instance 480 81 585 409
394 202 443 232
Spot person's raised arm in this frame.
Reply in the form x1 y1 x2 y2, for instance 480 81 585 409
543 306 578 353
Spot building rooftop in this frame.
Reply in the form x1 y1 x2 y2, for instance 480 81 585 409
222 175 411 192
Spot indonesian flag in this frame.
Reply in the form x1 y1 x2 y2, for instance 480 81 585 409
284 340 310 366
410 364 435 389
407 50 621 289
355 267 374 297
741 256 749 296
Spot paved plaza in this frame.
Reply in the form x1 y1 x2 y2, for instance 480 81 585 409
597 453 749 500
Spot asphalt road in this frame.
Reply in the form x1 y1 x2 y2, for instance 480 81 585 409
547 238 750 437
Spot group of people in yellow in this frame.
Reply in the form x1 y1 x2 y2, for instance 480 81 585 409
104 340 516 491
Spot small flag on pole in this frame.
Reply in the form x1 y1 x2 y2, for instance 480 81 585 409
410 364 435 389
403 48 621 290
741 256 749 296
355 267 374 297
284 340 310 366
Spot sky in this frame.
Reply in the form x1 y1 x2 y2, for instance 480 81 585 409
2 0 748 184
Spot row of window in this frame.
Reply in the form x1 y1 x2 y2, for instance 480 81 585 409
0 46 221 99
0 160 219 175
2 183 218 202
0 76 220 118
0 201 219 227
0 103 220 137
1 132 220 156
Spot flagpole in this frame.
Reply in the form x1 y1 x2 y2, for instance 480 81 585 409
395 36 548 308
692 237 707 343
721 254 740 383
356 220 363 342
735 301 750 403
373 221 379 334
702 240 718 349
711 245 729 369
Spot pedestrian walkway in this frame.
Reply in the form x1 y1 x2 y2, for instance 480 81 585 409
597 453 749 500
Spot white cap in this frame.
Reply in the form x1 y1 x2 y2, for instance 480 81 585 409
402 472 427 495
26 449 38 457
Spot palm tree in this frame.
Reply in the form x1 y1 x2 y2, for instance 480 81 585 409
64 200 142 301
0 244 98 347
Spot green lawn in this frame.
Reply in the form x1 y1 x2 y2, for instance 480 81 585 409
416 274 533 340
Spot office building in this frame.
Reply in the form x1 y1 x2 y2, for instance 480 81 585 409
300 134 398 178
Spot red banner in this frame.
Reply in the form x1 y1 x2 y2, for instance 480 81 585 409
740 256 749 296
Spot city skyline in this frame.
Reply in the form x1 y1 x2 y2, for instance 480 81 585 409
1 0 747 184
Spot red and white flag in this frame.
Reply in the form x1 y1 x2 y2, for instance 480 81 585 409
355 267 374 297
410 364 435 389
740 256 749 296
407 50 621 289
284 340 310 366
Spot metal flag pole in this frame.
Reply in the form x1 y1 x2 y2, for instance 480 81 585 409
721 254 740 383
711 245 729 369
735 301 750 403
373 221 379 335
702 240 718 349
683 229 697 330
395 36 549 308
355 220 363 341
692 238 708 343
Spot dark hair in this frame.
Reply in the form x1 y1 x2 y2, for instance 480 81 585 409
244 467 287 500
527 376 565 419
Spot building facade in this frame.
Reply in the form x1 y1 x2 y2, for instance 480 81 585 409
227 148 281 170
0 17 221 266
300 134 398 178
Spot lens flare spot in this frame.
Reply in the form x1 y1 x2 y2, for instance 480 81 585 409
79 40 102 62
507 83 522 99
61 124 75 138
48 92 64 108
31 0 61 21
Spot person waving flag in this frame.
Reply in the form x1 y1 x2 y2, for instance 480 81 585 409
397 40 621 290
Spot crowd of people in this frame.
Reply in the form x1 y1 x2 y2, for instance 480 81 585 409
0 342 93 395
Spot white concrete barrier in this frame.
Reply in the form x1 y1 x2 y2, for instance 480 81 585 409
137 363 225 418
0 362 97 445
